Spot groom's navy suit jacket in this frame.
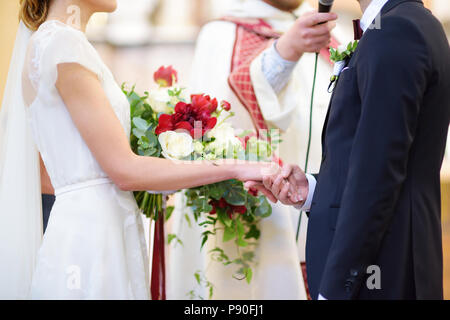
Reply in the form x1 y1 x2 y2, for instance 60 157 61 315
306 0 450 299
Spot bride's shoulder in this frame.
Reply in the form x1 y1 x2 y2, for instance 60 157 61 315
30 20 88 51
26 20 103 85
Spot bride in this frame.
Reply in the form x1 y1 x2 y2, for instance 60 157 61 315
0 0 275 299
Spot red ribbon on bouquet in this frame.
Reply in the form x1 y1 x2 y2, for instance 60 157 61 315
151 214 166 300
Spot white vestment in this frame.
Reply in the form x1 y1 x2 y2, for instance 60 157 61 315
167 0 349 300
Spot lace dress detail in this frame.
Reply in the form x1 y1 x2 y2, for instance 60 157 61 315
25 21 149 300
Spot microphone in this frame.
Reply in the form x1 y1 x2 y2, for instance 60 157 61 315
318 0 334 13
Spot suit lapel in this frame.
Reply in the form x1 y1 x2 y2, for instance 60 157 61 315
320 58 353 154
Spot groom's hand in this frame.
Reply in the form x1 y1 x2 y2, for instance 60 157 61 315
269 164 309 206
245 164 309 206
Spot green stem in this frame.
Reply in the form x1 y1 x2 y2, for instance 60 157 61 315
140 192 149 211
296 53 318 242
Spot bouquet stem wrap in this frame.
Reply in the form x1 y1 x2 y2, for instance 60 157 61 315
151 205 166 300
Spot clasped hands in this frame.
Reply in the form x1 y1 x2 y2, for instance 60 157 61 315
245 164 309 207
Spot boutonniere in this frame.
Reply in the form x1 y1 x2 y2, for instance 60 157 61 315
328 41 359 91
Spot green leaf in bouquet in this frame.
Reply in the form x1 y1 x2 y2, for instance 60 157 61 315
132 126 146 139
138 136 150 149
201 234 208 249
194 272 201 285
236 238 248 247
198 219 215 227
209 183 226 200
255 196 272 218
236 218 245 238
209 247 230 263
244 267 253 284
223 182 247 206
223 225 236 243
167 233 183 246
209 286 214 300
127 91 143 111
242 251 255 262
193 198 212 214
245 224 261 240
184 213 192 228
138 147 158 157
184 189 198 199
133 117 149 131
245 194 258 208
217 209 233 228
145 130 158 148
165 206 174 221
236 219 248 247
202 230 214 237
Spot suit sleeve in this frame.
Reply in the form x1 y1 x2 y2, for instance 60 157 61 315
319 17 431 299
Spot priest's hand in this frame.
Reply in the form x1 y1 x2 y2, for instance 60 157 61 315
276 11 338 61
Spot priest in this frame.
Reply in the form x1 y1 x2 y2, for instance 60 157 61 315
167 0 346 300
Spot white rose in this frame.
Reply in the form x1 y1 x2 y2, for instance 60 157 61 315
149 88 172 114
193 140 205 154
207 122 235 145
206 122 243 155
149 87 189 114
158 131 194 160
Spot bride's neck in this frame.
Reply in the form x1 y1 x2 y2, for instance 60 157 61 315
46 0 94 33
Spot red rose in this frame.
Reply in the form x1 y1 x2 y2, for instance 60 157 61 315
218 198 228 209
221 100 231 111
155 114 174 135
174 121 193 132
248 188 259 197
209 198 247 218
156 99 218 138
154 66 178 87
191 94 218 114
234 205 247 215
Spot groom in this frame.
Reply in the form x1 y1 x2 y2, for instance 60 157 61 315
249 0 450 299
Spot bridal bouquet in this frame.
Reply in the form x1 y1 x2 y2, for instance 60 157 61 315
123 66 276 295
122 66 186 219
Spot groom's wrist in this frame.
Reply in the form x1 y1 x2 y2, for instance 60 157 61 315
295 174 316 211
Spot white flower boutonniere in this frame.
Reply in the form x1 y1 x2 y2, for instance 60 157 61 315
329 41 359 86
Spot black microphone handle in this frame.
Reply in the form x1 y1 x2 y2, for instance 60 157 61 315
318 3 332 13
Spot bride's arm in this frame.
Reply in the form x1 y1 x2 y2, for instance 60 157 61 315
55 63 270 192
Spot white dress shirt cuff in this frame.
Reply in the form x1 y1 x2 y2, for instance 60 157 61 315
295 173 316 211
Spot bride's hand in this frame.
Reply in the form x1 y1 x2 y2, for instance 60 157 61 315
227 161 280 203
231 161 280 182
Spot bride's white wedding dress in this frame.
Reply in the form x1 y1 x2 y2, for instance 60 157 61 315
22 20 149 299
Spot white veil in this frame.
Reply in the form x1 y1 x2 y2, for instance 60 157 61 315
0 22 42 299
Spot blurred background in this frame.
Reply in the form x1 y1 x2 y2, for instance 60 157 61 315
0 0 449 299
